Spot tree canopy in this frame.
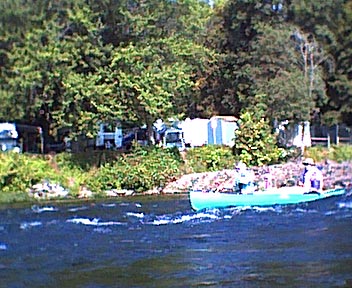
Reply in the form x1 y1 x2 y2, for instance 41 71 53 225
0 0 351 141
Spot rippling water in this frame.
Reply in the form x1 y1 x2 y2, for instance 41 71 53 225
1 193 352 288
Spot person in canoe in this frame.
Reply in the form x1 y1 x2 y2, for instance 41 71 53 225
299 157 324 192
234 161 256 194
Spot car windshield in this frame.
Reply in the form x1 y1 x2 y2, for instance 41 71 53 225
0 130 14 139
165 132 182 144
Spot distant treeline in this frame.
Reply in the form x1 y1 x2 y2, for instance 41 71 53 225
0 0 351 142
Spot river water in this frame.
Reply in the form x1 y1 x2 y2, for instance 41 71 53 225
1 192 352 288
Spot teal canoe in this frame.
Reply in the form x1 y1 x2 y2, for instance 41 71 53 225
189 186 346 211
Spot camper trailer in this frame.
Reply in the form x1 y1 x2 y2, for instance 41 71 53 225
180 117 238 148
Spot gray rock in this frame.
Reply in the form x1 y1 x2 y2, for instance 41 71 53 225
162 161 352 193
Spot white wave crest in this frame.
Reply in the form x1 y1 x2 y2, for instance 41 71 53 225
101 203 116 208
66 217 125 226
68 206 88 212
31 205 58 213
152 212 219 226
126 212 144 218
20 221 42 229
338 201 352 209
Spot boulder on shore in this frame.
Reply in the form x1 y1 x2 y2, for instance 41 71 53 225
28 181 69 199
162 160 352 194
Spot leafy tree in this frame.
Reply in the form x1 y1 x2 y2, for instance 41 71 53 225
1 0 216 141
233 110 284 166
103 0 219 120
204 0 333 128
109 41 191 132
287 0 352 125
0 0 47 121
104 0 216 132
108 36 217 137
2 3 117 139
247 24 327 123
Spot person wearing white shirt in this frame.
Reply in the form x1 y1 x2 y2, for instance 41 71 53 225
300 158 324 192
234 161 255 194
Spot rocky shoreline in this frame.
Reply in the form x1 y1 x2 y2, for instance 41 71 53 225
28 160 352 199
162 160 352 194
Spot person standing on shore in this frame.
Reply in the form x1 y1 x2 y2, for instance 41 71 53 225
299 158 324 192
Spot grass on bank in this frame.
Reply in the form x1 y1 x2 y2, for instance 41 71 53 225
0 144 351 203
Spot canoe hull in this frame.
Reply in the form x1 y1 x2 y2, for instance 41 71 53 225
189 187 346 211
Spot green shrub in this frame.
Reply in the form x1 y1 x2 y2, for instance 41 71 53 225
0 152 65 202
53 150 121 170
185 145 234 172
233 111 285 166
304 145 352 163
0 146 182 200
52 152 121 197
304 146 329 163
66 144 183 194
110 145 182 193
330 144 352 162
85 164 122 193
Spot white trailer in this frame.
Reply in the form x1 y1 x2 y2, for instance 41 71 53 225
180 118 210 147
180 116 238 148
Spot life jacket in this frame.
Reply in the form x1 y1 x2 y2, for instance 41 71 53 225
305 167 322 190
311 179 320 189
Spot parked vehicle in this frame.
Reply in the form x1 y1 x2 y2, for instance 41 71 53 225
95 123 123 149
122 127 148 150
0 123 20 152
0 122 44 153
163 127 186 151
180 118 209 147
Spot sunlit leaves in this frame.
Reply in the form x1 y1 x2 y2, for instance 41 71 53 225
1 0 350 143
234 111 284 166
109 37 211 126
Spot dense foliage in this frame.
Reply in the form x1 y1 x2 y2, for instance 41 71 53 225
0 144 351 203
185 145 234 172
0 0 351 202
233 111 285 166
306 145 352 164
0 0 351 141
0 153 66 202
89 145 182 193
